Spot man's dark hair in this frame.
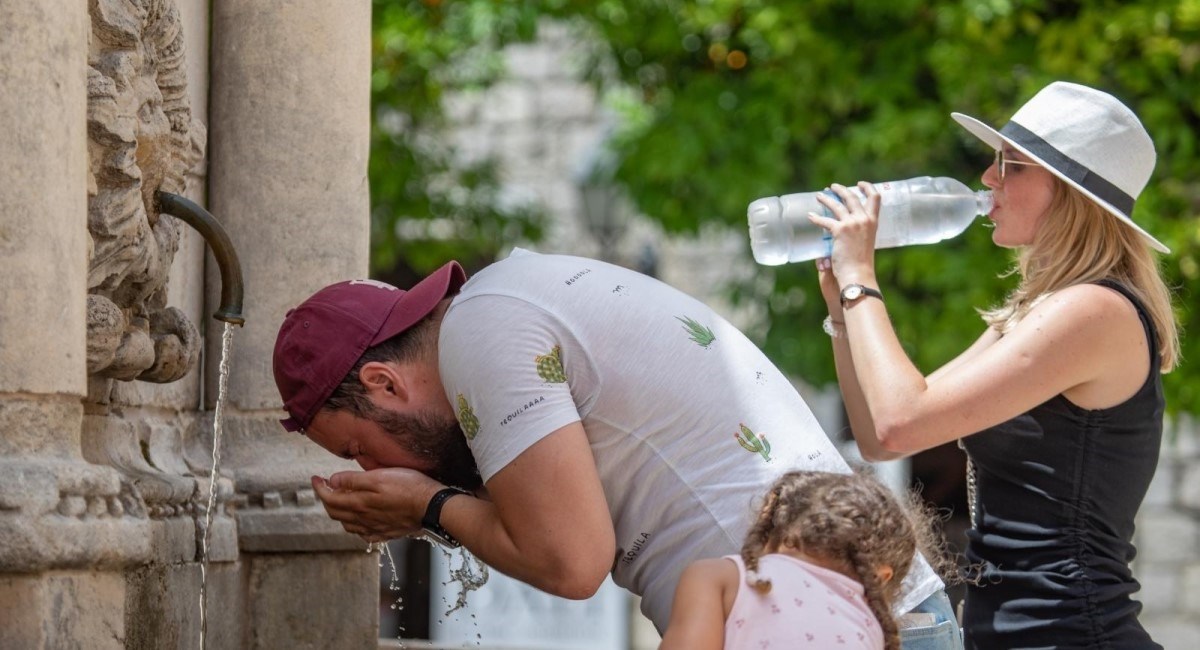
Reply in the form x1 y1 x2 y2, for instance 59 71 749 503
323 311 439 418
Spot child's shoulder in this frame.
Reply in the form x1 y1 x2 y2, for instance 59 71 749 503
681 555 741 586
691 555 741 574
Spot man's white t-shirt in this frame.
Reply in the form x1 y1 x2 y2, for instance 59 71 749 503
438 250 941 631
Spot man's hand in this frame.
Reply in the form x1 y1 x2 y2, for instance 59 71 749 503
311 468 445 543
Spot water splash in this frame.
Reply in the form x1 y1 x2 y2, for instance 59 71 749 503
370 542 407 647
199 322 234 650
380 543 403 614
434 542 489 616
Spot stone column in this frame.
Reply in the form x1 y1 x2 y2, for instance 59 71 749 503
0 2 142 648
0 6 87 403
207 0 377 644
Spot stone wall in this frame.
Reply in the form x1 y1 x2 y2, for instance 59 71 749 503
1135 415 1200 650
1 1 381 647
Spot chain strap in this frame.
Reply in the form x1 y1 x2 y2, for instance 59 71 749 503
959 439 978 529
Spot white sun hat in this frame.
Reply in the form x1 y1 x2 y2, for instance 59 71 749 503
951 81 1168 253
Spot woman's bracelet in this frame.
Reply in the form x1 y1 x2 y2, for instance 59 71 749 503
822 315 846 338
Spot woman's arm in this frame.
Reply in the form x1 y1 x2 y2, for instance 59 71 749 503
818 255 1001 461
816 259 891 459
835 321 999 461
659 558 736 650
810 183 1147 455
925 325 1001 384
849 284 1144 452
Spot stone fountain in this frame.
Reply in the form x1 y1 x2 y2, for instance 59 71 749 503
1 1 377 647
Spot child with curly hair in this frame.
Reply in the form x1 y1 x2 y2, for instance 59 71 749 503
659 469 954 650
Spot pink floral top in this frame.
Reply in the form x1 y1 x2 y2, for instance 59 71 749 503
724 554 884 650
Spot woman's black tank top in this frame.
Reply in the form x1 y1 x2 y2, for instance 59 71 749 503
960 280 1164 649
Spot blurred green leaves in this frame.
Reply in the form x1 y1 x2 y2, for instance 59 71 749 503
369 0 545 275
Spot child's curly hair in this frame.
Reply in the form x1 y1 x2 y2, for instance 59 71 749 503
740 468 956 650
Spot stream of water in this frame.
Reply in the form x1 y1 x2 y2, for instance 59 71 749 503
198 322 234 650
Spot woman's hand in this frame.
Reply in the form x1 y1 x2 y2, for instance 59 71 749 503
816 256 842 318
809 182 881 286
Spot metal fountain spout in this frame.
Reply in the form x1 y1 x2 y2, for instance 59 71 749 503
156 191 245 326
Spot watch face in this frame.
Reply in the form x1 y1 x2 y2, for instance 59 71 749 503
842 285 863 301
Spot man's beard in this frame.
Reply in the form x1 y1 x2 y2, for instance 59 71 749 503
369 406 482 491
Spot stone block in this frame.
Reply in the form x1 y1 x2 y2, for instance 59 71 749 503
538 83 599 122
1143 457 1177 510
1141 617 1200 650
246 552 378 649
1136 512 1200 563
444 90 484 125
203 511 240 563
480 82 536 124
0 396 84 458
237 505 366 553
0 459 156 572
450 124 496 167
109 363 203 410
124 561 245 650
550 126 607 180
1178 463 1200 511
535 20 576 55
0 460 63 516
1134 564 1180 615
203 562 248 650
149 515 199 564
0 571 125 650
125 563 198 650
1164 414 1200 458
493 127 543 173
505 43 554 80
1181 563 1200 615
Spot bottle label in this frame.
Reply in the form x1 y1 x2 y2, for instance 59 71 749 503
818 190 838 258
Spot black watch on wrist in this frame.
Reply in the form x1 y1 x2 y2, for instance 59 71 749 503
840 283 884 307
421 486 468 548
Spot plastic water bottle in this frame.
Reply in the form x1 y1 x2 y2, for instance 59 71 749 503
747 176 994 265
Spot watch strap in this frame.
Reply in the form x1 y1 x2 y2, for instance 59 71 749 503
421 486 467 548
840 284 884 307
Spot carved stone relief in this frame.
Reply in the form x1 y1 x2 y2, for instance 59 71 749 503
86 0 206 384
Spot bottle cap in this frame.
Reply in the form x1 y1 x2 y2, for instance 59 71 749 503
976 190 994 216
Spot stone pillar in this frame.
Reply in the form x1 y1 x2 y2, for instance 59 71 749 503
0 3 88 403
207 0 378 643
0 3 141 648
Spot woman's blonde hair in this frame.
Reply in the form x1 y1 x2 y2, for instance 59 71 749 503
979 178 1180 372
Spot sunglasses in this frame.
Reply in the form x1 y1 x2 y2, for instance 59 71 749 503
994 149 1040 181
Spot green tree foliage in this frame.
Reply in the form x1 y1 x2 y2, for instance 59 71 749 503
372 0 1200 410
369 0 546 273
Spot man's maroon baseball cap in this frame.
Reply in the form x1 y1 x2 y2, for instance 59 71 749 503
272 261 467 432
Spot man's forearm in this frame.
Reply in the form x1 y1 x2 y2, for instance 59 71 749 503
441 495 611 600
